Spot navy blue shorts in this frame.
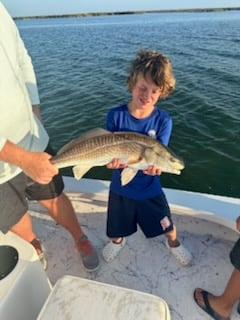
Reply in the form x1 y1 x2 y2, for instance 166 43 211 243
106 191 174 238
0 144 64 233
230 238 240 270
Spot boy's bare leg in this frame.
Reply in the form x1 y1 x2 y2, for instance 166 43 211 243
165 225 192 266
165 225 180 247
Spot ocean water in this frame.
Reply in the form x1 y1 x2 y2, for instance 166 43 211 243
16 11 240 198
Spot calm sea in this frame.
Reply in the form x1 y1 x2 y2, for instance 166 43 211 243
16 11 240 198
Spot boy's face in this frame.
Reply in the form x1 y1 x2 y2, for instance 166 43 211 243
131 74 162 110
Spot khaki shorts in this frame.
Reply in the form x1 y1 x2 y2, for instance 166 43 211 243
0 145 64 233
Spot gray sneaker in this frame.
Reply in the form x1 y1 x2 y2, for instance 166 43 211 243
77 235 99 272
237 301 240 315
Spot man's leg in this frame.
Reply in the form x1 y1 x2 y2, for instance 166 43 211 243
10 212 47 269
38 192 99 271
194 268 240 318
39 193 84 242
10 212 36 242
221 268 240 312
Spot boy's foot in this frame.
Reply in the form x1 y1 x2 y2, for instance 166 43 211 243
166 240 192 266
237 301 240 314
76 235 99 272
30 238 47 270
102 238 126 262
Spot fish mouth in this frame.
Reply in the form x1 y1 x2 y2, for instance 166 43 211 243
170 157 185 170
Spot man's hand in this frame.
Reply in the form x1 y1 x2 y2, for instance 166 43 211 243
20 151 58 184
0 140 58 184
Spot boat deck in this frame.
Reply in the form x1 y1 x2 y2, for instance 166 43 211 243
28 178 239 320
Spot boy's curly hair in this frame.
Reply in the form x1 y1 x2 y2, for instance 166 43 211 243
127 50 176 98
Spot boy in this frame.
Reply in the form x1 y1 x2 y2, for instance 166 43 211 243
102 49 192 266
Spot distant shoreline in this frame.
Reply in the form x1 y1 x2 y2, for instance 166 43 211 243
14 7 240 20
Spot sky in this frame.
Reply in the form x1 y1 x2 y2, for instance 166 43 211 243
1 0 240 17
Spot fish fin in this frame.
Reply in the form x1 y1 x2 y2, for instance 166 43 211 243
79 128 110 139
57 128 110 155
121 168 138 186
72 165 91 180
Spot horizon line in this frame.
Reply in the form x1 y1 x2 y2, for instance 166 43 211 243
14 7 240 20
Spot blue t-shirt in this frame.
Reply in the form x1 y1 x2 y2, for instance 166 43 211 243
106 104 172 200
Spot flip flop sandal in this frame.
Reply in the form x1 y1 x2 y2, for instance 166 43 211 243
193 288 230 320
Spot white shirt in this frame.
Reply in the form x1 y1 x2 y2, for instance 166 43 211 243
0 2 49 183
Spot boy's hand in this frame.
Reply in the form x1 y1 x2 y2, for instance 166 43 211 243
143 165 162 176
107 158 127 169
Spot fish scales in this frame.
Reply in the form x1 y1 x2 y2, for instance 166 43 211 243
51 133 145 168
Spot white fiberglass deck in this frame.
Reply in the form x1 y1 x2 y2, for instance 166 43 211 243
28 178 240 320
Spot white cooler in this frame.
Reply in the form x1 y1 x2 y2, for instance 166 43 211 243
0 231 52 320
37 275 171 320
